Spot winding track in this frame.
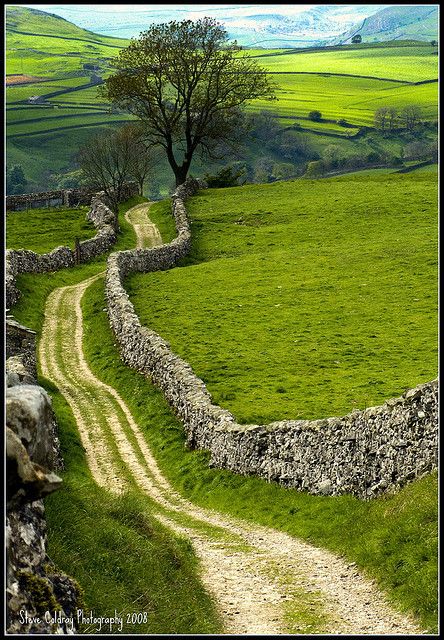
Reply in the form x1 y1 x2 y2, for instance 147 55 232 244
38 203 423 635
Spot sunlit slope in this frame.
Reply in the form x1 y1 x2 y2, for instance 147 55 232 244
6 5 127 45
127 166 438 425
247 43 438 82
6 5 128 77
246 42 438 126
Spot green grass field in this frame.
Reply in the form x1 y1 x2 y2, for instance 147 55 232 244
127 166 438 425
6 5 127 78
248 43 438 82
249 73 438 126
6 5 438 193
8 193 438 635
6 206 94 253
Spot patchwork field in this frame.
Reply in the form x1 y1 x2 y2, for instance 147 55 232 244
6 6 438 193
247 42 438 81
127 166 438 425
249 73 438 126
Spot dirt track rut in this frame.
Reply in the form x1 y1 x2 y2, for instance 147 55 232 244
38 203 423 635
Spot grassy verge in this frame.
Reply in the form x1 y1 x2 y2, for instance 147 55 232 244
81 277 438 634
147 199 177 243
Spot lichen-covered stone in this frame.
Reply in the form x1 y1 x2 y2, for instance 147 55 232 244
6 502 82 634
6 324 79 634
7 385 60 472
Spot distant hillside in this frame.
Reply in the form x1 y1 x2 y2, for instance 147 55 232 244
336 5 438 44
9 4 389 48
6 5 127 46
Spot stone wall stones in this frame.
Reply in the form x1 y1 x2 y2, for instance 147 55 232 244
6 319 37 379
6 327 81 634
5 188 134 308
6 182 138 211
105 178 438 500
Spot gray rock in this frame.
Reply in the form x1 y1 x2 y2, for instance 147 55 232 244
6 385 58 470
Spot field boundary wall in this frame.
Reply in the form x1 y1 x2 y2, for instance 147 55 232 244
6 319 81 633
5 183 139 307
104 179 438 499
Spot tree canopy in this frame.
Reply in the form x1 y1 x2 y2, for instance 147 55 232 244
78 124 152 212
101 17 277 186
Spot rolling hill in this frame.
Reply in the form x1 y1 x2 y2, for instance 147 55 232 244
5 5 438 196
336 5 439 44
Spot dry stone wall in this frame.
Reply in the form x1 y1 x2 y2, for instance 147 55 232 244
105 178 438 499
6 323 81 634
5 187 138 308
6 182 138 211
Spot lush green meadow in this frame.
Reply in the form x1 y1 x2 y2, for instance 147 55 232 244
6 206 93 253
127 166 438 425
8 194 438 634
249 73 438 126
6 5 127 78
248 42 438 82
6 5 127 44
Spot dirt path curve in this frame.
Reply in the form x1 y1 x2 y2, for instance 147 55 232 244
125 202 163 248
38 204 423 635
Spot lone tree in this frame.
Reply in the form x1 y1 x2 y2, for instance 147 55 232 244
78 124 153 211
352 34 362 44
101 18 276 186
308 110 322 122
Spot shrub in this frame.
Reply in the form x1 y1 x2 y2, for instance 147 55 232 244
390 156 404 167
253 157 274 184
6 164 28 195
272 162 295 181
344 154 366 169
308 110 322 122
304 160 326 178
322 145 342 170
274 132 316 162
404 140 437 162
204 164 246 188
366 151 381 163
337 119 349 127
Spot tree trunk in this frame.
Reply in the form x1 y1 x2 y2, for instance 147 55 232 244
173 165 189 187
